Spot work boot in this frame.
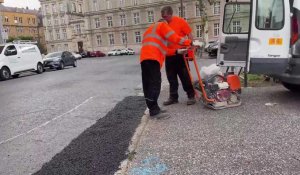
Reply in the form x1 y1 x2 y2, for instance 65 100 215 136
187 97 196 105
150 111 170 120
163 98 179 106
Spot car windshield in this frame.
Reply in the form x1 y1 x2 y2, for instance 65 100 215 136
0 46 4 54
45 52 62 58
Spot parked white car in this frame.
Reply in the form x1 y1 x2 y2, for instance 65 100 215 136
108 49 122 56
0 43 44 80
72 52 82 60
121 48 135 55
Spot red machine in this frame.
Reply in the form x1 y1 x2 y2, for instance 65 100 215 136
183 47 242 110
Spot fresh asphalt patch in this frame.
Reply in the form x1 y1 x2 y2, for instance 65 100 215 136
34 96 146 175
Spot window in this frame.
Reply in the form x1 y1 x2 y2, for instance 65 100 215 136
148 11 154 23
4 16 8 23
179 6 186 18
61 17 66 25
75 24 81 34
233 21 241 33
32 18 36 24
133 12 140 24
60 3 65 12
49 30 53 41
45 5 49 14
72 3 76 12
55 29 60 40
223 3 250 34
28 18 31 24
106 0 111 9
5 45 17 56
133 0 138 6
107 16 113 27
214 23 219 37
109 34 114 45
78 4 82 13
19 17 22 23
120 0 125 7
95 18 100 28
213 2 220 15
196 25 203 38
121 32 127 44
64 44 68 51
93 0 98 11
135 31 141 43
120 14 126 26
62 29 67 39
196 4 201 17
233 4 240 12
54 18 59 25
96 35 102 46
52 4 57 13
256 0 284 30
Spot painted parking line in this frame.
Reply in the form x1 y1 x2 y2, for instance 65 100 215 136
0 96 94 146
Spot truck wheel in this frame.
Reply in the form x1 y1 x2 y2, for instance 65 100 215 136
73 60 77 67
58 62 64 70
0 67 11 80
282 82 300 92
36 63 44 74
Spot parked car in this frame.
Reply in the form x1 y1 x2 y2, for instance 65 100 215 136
89 51 106 57
0 43 44 81
43 51 77 70
79 51 88 58
207 40 219 57
121 48 135 55
72 52 82 60
108 49 122 56
204 40 217 52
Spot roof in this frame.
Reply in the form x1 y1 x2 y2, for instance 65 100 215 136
0 4 39 15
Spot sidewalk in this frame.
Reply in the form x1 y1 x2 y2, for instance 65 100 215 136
126 79 300 174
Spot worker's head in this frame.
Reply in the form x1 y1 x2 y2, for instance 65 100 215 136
161 6 173 23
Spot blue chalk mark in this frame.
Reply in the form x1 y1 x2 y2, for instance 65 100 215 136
129 156 169 175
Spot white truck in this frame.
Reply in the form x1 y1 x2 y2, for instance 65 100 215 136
218 0 300 91
0 43 44 81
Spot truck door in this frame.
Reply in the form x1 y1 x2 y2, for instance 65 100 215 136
4 45 21 73
248 0 291 75
217 2 251 67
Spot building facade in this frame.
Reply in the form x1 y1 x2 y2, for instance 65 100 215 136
0 4 47 52
40 0 221 54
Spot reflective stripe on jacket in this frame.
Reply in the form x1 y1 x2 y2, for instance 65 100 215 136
140 22 191 68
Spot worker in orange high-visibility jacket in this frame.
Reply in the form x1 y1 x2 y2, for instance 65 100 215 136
140 19 193 119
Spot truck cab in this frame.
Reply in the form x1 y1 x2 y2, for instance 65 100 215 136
218 0 300 91
0 43 44 81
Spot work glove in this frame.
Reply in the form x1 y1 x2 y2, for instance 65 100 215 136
192 40 203 47
176 48 188 55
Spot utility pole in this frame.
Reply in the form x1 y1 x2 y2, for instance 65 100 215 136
0 0 4 44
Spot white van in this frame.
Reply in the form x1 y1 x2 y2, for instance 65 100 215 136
218 0 300 91
0 43 44 81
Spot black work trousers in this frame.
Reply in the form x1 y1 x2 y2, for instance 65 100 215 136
141 60 161 116
165 54 195 100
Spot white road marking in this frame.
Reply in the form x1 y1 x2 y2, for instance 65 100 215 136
0 96 94 146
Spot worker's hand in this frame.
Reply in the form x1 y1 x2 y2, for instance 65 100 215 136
192 40 203 47
176 48 188 55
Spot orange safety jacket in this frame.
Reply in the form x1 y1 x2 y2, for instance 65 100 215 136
140 21 191 68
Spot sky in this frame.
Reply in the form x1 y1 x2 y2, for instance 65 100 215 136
3 0 41 10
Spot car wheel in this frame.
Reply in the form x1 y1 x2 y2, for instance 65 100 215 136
0 67 11 80
58 61 65 70
12 74 20 78
73 60 77 67
36 63 44 74
282 82 300 92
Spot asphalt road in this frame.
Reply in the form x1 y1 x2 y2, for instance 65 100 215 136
0 55 144 175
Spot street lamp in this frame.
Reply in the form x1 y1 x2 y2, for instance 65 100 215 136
119 7 127 48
